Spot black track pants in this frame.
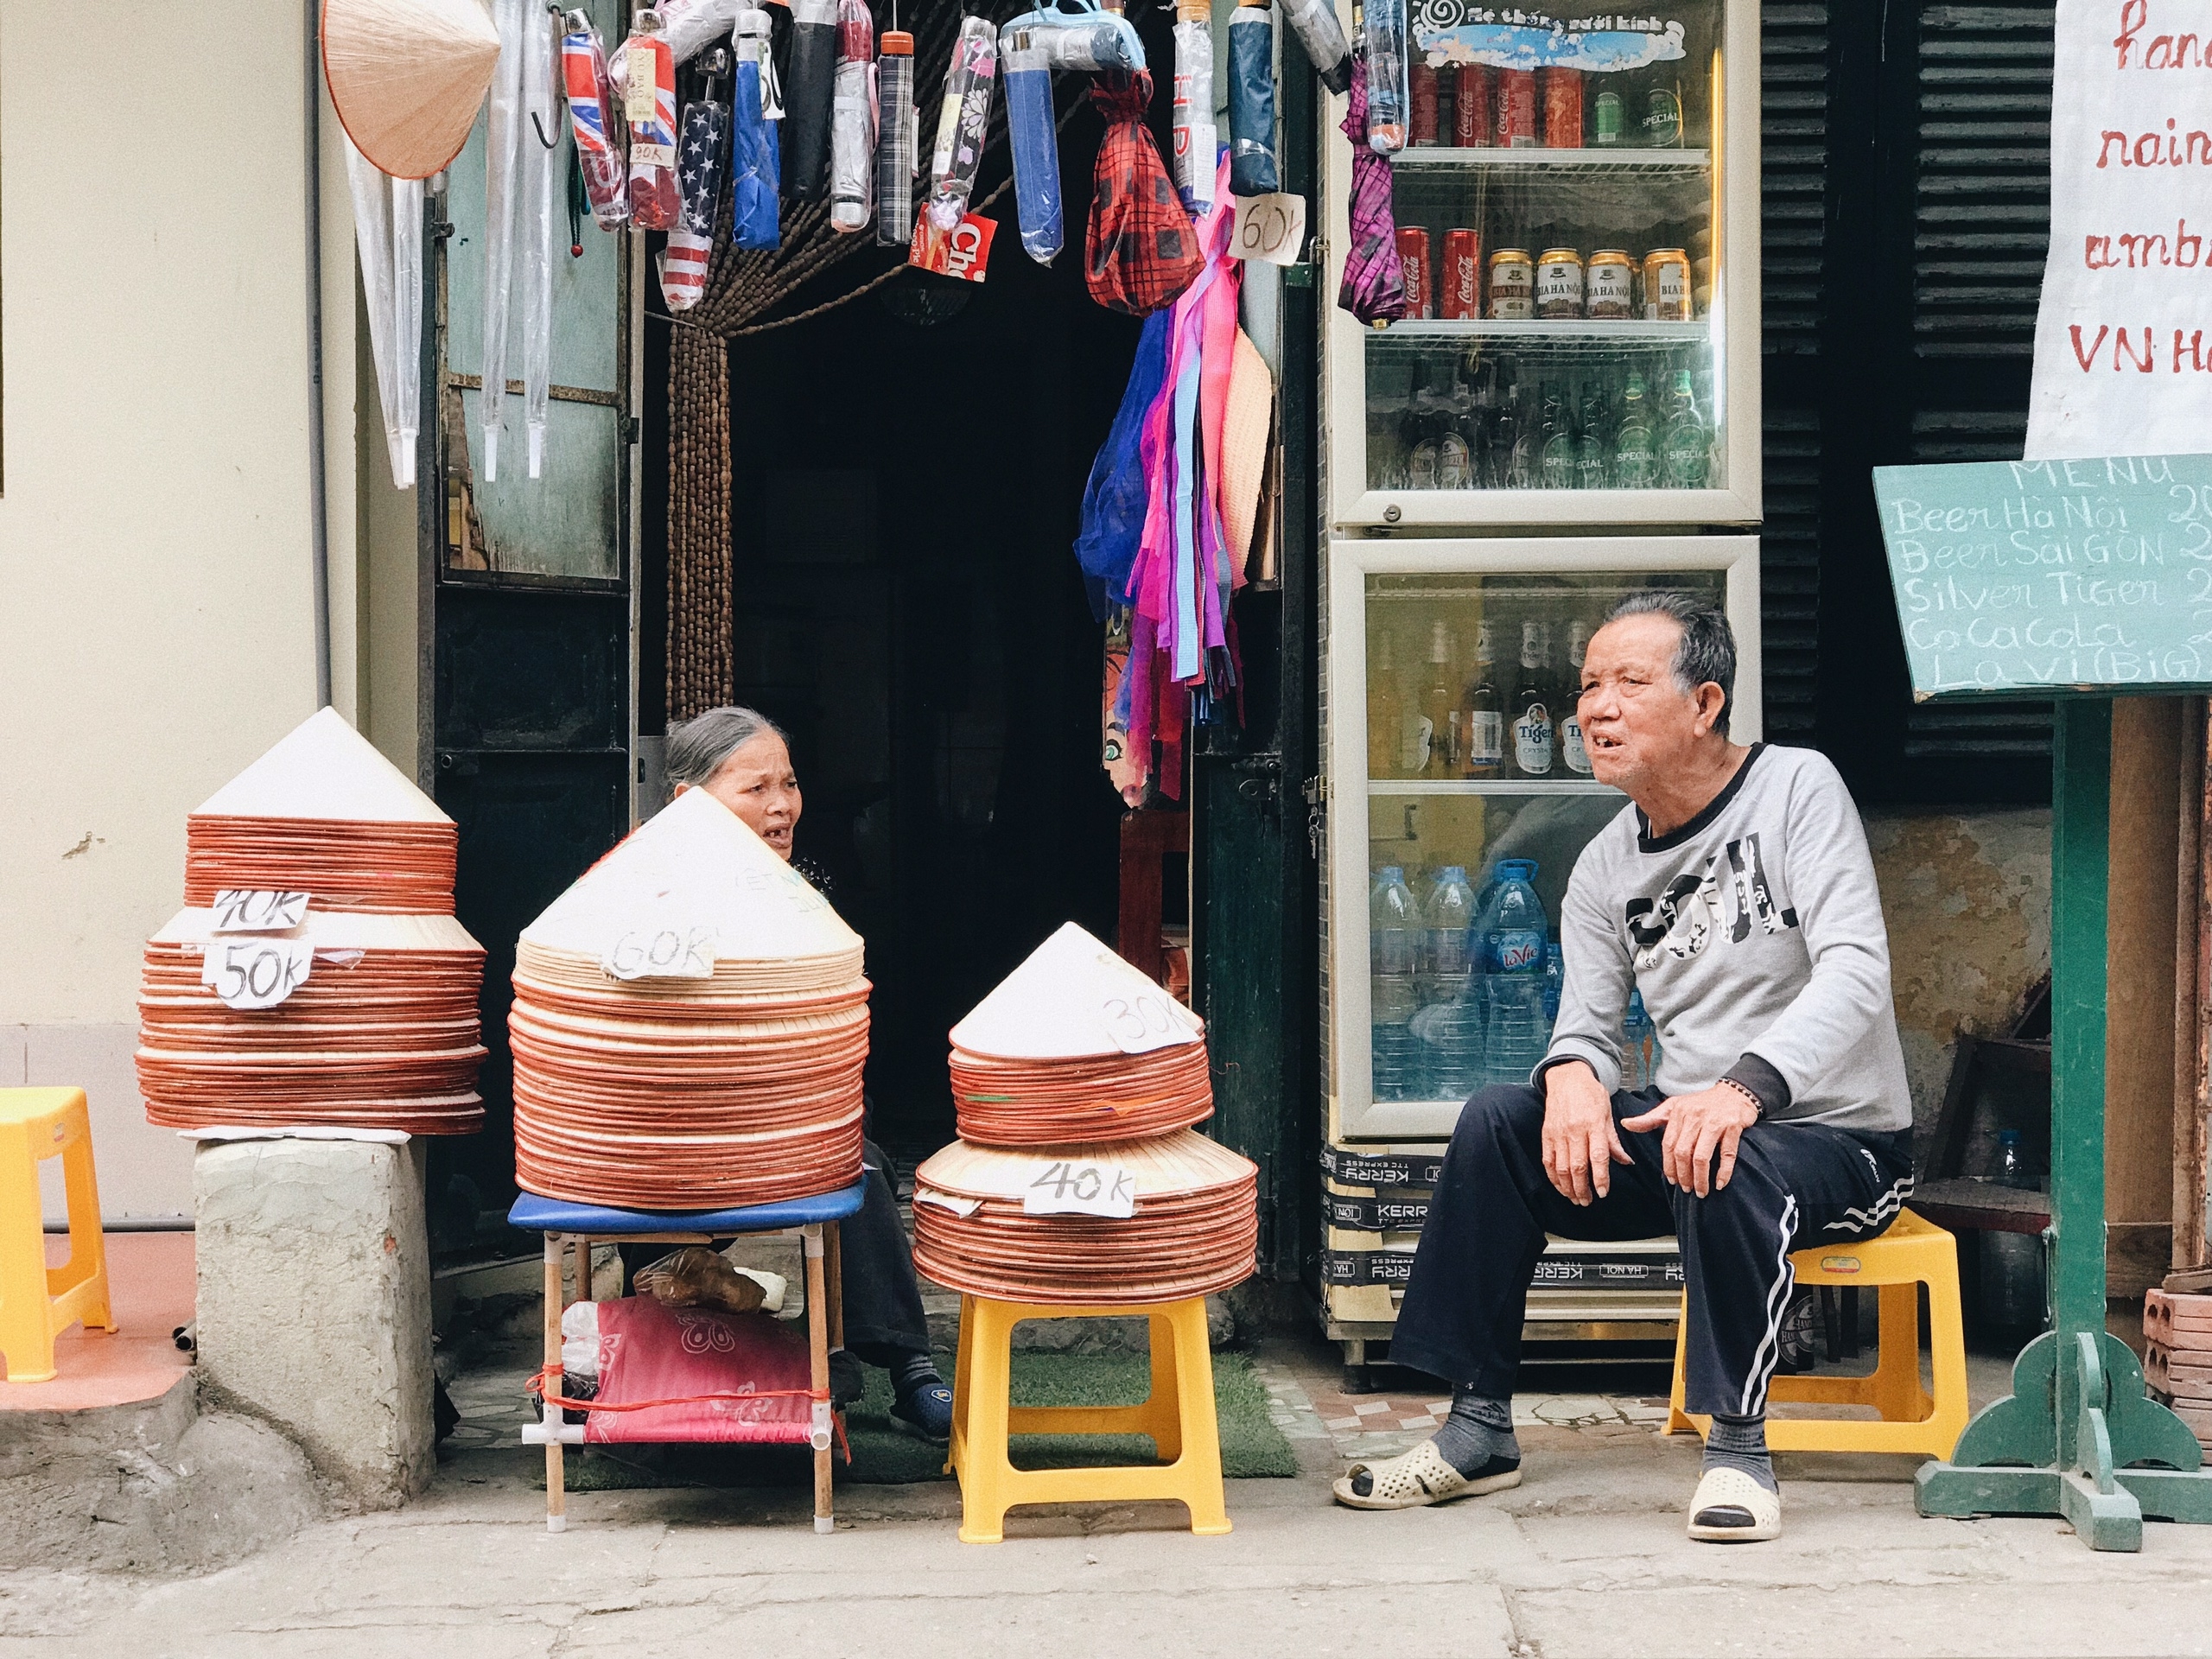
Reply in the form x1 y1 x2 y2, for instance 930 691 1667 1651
1390 1084 1914 1416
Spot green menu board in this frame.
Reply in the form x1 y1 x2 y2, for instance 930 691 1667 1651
1872 454 2212 697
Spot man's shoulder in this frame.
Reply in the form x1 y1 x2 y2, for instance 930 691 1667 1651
1753 742 1853 804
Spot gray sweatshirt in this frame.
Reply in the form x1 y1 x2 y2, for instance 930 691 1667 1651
1541 743 1913 1134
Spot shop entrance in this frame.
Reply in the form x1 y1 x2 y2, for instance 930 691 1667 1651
645 245 1141 1156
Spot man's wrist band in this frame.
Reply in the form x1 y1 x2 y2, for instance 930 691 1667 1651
1719 1076 1765 1116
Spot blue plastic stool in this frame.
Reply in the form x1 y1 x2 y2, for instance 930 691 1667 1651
507 1179 868 1534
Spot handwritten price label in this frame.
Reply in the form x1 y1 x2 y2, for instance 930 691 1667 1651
1230 192 1307 266
200 939 315 1009
209 889 309 933
601 924 716 981
1022 1159 1137 1219
1098 987 1196 1054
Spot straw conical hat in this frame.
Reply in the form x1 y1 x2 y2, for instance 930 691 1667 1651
149 907 480 953
195 707 450 824
915 1128 1253 1203
950 922 1203 1060
519 786 862 967
1222 328 1275 566
322 0 502 181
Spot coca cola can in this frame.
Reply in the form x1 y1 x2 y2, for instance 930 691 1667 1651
1396 227 1433 319
1411 62 1440 146
1453 64 1491 147
1541 66 1583 148
1441 229 1481 319
1496 69 1536 148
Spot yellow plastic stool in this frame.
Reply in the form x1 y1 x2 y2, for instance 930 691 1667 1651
0 1088 115 1384
948 1294 1231 1545
1665 1208 1969 1458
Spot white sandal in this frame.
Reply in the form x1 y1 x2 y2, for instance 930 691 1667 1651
1332 1439 1522 1511
1686 1466 1783 1542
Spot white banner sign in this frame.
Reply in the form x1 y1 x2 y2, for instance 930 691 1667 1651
2028 0 2212 458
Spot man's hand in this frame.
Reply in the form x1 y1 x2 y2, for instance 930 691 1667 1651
1619 1086 1760 1197
1541 1060 1630 1205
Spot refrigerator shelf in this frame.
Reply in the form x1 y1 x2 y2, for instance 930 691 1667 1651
1386 146 1712 175
1374 320 1709 343
1365 779 1618 798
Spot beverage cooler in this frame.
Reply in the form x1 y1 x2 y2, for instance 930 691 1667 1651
1312 0 1763 1377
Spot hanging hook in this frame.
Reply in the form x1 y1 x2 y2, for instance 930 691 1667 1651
531 111 563 149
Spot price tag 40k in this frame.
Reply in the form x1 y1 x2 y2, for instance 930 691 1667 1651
200 939 315 1009
209 889 310 933
1022 1159 1137 1219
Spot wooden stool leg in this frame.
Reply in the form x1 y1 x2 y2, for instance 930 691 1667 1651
804 1224 834 1534
1169 1300 1230 1535
543 1234 567 1533
825 1222 845 1351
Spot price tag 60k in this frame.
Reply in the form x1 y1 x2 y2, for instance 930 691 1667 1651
601 924 716 981
200 939 315 1009
1022 1159 1137 1219
210 889 310 933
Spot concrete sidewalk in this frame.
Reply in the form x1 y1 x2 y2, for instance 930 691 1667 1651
5 1334 2212 1658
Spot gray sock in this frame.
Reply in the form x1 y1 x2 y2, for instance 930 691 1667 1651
1430 1389 1521 1478
1702 1412 1777 1494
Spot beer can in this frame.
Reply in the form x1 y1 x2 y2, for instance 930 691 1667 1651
1487 248 1532 319
1535 248 1584 319
1540 66 1582 149
1586 250 1634 319
1453 64 1491 147
1592 87 1624 146
1441 229 1481 319
1411 61 1440 146
1643 247 1692 321
1397 227 1433 319
1495 69 1536 148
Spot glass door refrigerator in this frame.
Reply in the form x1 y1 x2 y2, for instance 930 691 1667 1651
1313 1 1762 1383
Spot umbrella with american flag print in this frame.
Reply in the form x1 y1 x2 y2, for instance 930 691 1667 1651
661 48 731 313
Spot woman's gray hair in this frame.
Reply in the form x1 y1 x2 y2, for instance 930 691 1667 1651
1604 591 1737 734
665 706 787 788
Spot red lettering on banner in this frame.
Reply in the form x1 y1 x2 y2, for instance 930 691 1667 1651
2073 324 2113 369
2117 326 2158 370
2086 234 2118 267
2118 0 2149 67
2172 328 2209 371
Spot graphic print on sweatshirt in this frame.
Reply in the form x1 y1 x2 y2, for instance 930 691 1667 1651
1624 832 1800 971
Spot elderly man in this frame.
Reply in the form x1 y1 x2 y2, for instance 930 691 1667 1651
1334 593 1913 1542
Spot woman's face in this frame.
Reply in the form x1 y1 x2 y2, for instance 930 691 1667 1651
698 731 802 860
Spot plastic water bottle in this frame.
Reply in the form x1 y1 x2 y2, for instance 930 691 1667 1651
1480 861 1549 1087
1418 867 1483 1102
1979 1128 2046 1334
1623 989 1657 1090
1370 868 1421 1102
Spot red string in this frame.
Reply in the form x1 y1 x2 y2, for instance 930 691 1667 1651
527 1367 852 1462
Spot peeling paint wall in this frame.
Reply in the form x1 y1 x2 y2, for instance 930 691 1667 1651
1865 808 2052 1152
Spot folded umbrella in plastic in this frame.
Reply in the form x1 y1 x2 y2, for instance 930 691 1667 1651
1227 0 1278 196
563 10 629 230
1085 71 1203 315
874 29 918 246
1171 0 1216 213
624 7 682 228
829 0 878 232
1000 0 1146 72
925 15 999 232
1001 25 1063 263
731 3 781 250
1336 48 1405 325
1279 0 1351 93
785 0 841 201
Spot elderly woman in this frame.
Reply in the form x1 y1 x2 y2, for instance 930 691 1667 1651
644 705 953 1442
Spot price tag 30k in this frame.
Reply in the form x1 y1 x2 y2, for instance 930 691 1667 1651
1022 1159 1137 1219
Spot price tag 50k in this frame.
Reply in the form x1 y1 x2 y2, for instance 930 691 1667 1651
200 939 315 1009
601 924 716 981
1023 1160 1137 1219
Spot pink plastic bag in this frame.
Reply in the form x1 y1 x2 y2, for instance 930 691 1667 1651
583 1294 815 1444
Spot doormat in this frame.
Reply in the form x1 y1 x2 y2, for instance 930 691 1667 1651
532 1350 1298 1490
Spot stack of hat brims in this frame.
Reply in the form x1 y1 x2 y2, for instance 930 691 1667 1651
508 787 869 1211
913 924 1258 1306
137 709 488 1135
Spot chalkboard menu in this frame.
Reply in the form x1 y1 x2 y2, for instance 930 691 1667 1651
1873 454 2212 698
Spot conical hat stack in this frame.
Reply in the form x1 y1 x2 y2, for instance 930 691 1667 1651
948 923 1214 1147
186 708 457 914
507 788 870 1210
137 709 487 1135
914 925 1255 1305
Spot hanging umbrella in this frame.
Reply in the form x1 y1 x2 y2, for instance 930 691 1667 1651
1279 0 1351 93
829 0 878 232
1001 24 1062 264
785 0 842 203
1337 48 1405 325
925 14 998 232
1227 0 1279 197
562 9 629 229
874 28 918 248
1170 0 1215 213
730 4 782 250
480 0 525 482
1363 0 1409 152
518 4 562 477
624 8 682 228
344 139 411 489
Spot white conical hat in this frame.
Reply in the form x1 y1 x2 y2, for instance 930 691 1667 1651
322 0 502 181
519 786 862 965
950 922 1204 1060
194 708 451 824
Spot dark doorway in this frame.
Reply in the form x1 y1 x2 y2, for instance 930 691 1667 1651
648 190 1141 1155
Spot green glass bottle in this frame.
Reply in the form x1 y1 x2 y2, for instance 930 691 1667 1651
1575 383 1610 489
1613 371 1657 488
1538 382 1577 489
1661 368 1709 489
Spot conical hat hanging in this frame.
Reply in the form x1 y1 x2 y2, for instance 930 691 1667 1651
195 707 450 824
950 922 1204 1061
520 786 862 968
322 0 502 181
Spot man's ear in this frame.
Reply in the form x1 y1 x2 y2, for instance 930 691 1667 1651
1694 682 1727 736
672 781 691 796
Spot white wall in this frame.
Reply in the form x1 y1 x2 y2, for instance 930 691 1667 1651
0 3 371 1217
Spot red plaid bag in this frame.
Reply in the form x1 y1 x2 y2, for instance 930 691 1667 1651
1085 73 1203 315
